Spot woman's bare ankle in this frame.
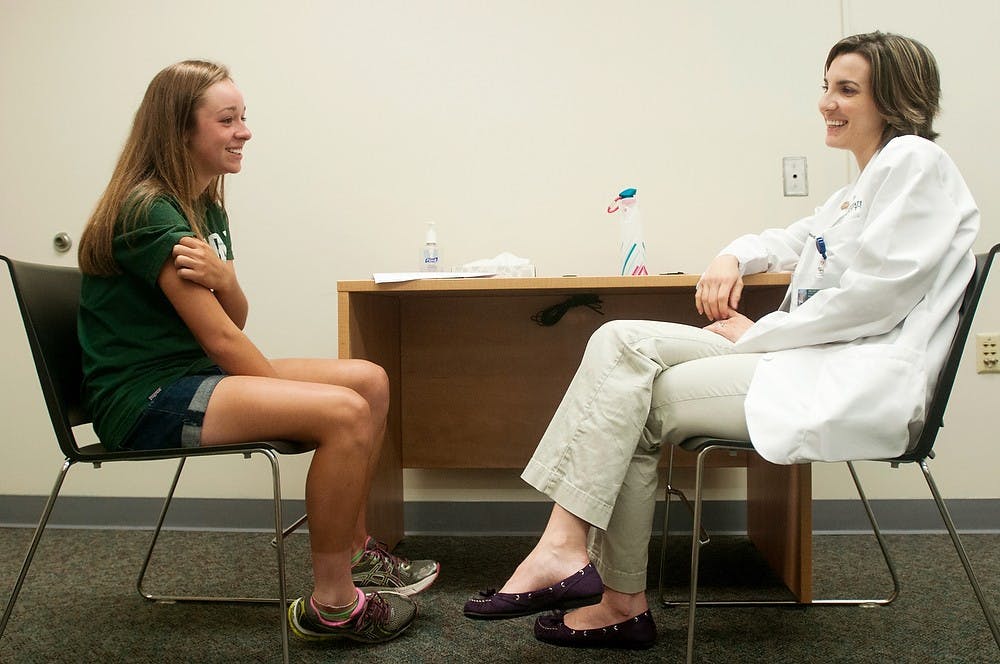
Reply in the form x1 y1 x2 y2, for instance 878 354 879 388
563 590 648 630
498 544 590 594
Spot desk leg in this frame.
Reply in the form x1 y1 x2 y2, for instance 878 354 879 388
339 292 404 548
746 457 813 603
367 436 404 548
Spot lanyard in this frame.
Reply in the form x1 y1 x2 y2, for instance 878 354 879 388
814 235 827 260
808 233 828 277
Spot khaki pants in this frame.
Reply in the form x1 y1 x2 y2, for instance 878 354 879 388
521 320 761 593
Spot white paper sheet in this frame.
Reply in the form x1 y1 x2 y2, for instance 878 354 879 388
371 271 497 284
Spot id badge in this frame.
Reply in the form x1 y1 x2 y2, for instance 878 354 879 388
797 288 822 305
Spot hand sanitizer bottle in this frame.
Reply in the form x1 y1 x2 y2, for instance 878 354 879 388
422 222 440 272
607 188 648 276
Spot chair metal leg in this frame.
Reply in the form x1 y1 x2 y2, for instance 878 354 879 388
660 452 900 610
135 452 292 664
664 450 907 664
685 448 712 664
659 447 711 607
270 512 308 548
137 455 287 605
657 446 676 607
1 459 72 639
808 461 899 606
136 457 185 601
265 450 291 664
659 450 904 663
920 459 1000 650
657 421 999 657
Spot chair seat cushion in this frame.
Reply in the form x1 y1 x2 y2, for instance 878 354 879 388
679 437 754 453
73 439 316 463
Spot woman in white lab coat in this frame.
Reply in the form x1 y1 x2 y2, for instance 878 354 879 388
463 32 980 650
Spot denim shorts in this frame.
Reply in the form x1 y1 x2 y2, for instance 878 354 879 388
121 369 227 451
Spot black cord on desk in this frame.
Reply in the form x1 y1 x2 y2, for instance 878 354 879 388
531 294 604 326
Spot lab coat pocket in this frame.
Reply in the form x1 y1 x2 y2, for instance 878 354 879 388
746 344 926 464
808 344 926 462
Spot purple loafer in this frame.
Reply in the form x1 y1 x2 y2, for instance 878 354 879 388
463 563 604 620
533 609 657 650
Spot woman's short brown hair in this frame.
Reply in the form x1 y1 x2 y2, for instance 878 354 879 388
826 31 941 143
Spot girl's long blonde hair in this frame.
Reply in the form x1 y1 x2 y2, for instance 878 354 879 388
79 60 231 275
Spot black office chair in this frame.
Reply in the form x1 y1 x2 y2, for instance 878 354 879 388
658 244 1000 663
0 255 316 664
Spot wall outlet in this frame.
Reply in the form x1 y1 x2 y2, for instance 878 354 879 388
976 332 1000 373
783 156 808 196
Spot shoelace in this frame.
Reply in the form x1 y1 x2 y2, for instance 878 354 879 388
369 541 411 570
354 593 391 632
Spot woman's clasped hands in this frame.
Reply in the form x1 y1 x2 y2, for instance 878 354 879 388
696 254 752 342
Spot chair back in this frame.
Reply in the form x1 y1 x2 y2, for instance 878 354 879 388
2 255 90 460
900 244 1000 462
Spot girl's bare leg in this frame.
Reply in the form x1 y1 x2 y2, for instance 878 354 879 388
272 358 388 550
200 374 375 607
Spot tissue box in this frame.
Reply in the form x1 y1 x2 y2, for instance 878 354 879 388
492 264 536 277
458 252 536 277
452 264 535 277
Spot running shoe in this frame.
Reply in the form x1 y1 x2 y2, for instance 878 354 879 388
352 537 441 596
287 590 416 644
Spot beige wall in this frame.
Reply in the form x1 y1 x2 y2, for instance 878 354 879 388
1 1 997 506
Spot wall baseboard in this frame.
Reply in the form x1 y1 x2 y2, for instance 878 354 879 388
2 495 998 534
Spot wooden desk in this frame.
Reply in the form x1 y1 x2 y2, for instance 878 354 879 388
338 273 812 602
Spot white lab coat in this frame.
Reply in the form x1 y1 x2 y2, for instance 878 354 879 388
720 135 980 464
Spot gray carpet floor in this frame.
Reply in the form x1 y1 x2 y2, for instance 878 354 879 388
1 528 998 662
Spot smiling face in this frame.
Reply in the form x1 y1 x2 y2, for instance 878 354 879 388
819 53 887 171
187 79 251 192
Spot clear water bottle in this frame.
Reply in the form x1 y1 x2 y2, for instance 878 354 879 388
607 188 648 276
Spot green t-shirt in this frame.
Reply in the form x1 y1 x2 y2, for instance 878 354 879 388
78 197 235 450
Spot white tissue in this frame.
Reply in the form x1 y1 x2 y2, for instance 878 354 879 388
459 252 536 277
